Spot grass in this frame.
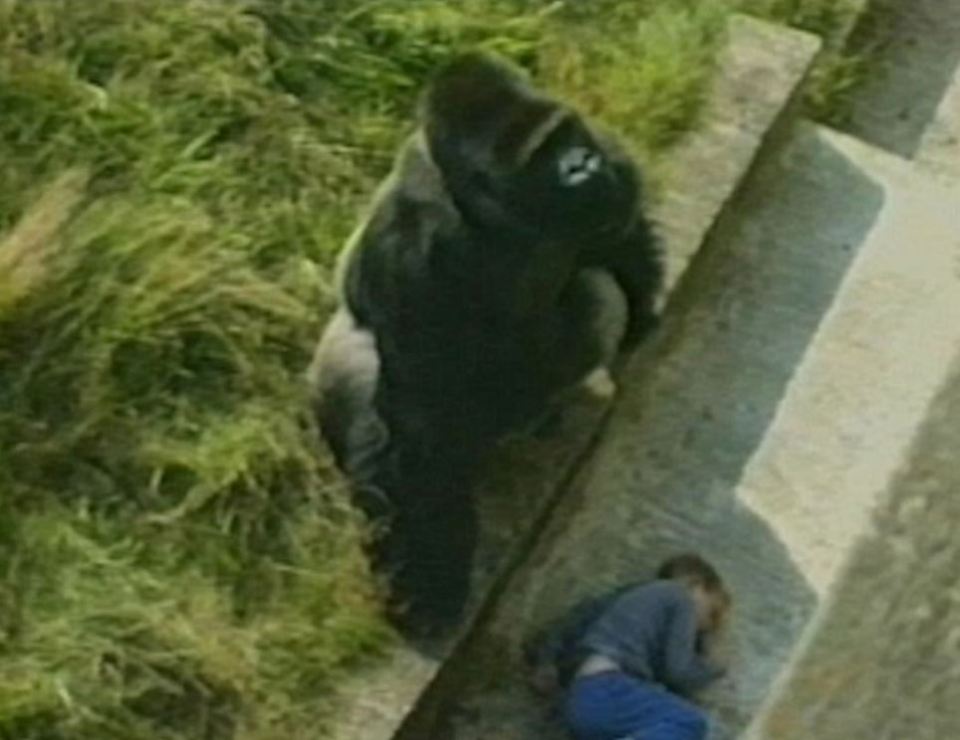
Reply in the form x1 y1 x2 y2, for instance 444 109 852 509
0 0 863 737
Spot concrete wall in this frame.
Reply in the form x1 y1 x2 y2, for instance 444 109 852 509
753 358 960 739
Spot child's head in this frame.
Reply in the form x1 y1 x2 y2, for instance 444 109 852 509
657 553 731 633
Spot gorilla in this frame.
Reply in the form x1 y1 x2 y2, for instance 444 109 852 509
309 53 662 636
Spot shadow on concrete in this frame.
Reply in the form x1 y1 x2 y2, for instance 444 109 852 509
846 0 960 158
405 127 887 740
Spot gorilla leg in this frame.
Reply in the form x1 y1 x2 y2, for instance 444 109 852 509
310 314 477 635
376 475 477 638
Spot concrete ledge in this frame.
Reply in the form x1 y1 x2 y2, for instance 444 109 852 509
659 16 822 291
918 59 960 177
751 364 960 740
844 0 960 160
741 127 960 738
326 16 820 740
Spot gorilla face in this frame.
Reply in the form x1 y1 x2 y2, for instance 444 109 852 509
506 114 640 239
423 54 640 241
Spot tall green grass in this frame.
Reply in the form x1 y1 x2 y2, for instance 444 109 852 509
0 0 861 737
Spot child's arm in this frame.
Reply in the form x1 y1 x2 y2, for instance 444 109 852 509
660 596 726 696
524 585 633 687
526 591 615 667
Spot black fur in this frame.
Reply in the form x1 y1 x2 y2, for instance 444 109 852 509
310 53 662 635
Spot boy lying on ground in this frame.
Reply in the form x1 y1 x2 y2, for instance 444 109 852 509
526 553 731 740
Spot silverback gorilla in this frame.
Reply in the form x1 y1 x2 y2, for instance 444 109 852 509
309 53 662 636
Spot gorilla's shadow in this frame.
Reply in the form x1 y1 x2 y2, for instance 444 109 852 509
446 127 886 739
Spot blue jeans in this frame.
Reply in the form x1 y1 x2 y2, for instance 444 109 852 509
566 671 708 740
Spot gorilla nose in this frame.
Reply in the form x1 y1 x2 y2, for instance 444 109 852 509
558 147 602 187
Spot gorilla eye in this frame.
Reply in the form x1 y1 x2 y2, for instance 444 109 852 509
557 146 602 187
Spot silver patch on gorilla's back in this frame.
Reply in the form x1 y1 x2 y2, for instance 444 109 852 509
309 309 389 480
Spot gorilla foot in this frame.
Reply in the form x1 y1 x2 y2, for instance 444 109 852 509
386 580 468 645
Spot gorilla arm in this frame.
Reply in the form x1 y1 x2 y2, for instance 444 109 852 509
591 211 663 347
577 131 663 347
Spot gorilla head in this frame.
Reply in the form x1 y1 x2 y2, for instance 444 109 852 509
422 53 641 241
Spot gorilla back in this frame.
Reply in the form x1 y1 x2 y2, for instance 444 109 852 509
310 53 662 636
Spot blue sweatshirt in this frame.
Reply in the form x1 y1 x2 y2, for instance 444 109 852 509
578 580 724 696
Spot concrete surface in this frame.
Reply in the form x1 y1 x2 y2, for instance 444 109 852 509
846 0 960 158
434 122 960 739
918 59 960 177
735 126 960 595
752 357 960 739
656 16 822 294
325 17 821 740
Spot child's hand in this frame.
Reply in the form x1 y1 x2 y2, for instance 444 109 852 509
706 591 732 639
699 615 732 673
